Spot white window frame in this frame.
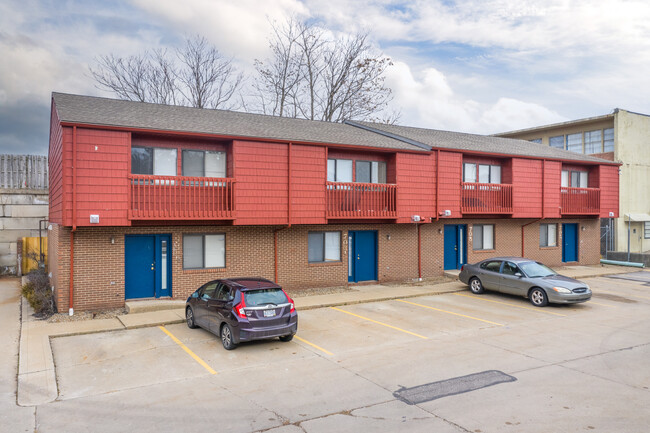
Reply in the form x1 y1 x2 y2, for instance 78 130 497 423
327 159 353 183
308 231 341 263
473 224 494 250
645 222 650 239
183 233 225 269
561 170 589 188
540 223 558 247
464 163 501 184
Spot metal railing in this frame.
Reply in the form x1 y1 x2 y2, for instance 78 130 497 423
461 182 513 214
561 187 600 215
326 181 397 218
129 175 235 220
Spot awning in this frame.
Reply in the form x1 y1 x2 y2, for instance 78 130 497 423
624 213 650 222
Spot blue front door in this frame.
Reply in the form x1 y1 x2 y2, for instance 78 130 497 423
562 223 578 262
348 230 377 282
444 225 467 270
125 234 172 299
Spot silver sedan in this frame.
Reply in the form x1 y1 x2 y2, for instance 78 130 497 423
458 257 591 307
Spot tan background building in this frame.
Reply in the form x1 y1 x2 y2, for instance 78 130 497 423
498 109 650 257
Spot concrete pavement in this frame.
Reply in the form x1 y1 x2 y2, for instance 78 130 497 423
11 264 636 407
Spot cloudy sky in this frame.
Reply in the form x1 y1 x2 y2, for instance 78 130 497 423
2 0 650 155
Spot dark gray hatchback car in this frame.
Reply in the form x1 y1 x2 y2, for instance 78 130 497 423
459 257 592 307
186 277 298 350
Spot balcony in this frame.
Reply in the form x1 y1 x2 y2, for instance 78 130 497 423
461 183 513 214
326 182 397 219
129 175 235 220
561 187 600 215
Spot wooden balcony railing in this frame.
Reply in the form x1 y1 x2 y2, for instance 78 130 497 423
129 175 235 220
561 187 600 215
461 182 513 214
326 182 397 219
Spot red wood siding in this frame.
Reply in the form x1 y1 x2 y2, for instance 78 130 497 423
599 165 619 217
233 140 288 225
48 102 64 224
437 151 462 217
543 161 561 218
395 152 435 223
512 158 543 217
291 144 327 224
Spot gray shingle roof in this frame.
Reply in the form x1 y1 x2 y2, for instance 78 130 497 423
52 93 424 151
348 121 614 164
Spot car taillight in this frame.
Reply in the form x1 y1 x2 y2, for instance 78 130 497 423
234 298 247 319
283 290 295 313
460 265 464 272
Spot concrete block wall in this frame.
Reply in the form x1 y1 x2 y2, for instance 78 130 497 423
0 189 49 274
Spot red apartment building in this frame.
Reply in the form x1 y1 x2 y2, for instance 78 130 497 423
48 93 619 312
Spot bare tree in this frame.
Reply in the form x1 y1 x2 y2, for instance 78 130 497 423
253 19 396 122
90 35 242 109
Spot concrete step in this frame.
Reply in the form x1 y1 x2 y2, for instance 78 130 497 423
125 299 186 314
443 269 461 279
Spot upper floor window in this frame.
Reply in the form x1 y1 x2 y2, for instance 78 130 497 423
603 128 614 152
549 135 565 150
566 133 582 153
182 150 226 178
327 159 386 183
529 138 542 144
561 170 588 188
644 222 650 239
584 130 602 154
132 147 177 176
463 163 501 184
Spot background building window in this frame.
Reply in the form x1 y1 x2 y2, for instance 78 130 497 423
473 224 494 250
132 147 177 176
645 222 650 239
308 231 341 262
183 234 225 269
549 135 565 149
584 130 602 154
540 223 558 247
327 159 353 182
603 128 614 152
182 150 226 178
464 163 501 184
566 133 583 153
529 138 542 144
355 160 387 183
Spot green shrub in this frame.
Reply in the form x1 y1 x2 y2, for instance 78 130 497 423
22 269 54 318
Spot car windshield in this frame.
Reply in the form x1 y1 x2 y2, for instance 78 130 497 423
519 262 556 278
244 289 288 306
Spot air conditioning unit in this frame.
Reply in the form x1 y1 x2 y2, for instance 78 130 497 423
411 215 421 222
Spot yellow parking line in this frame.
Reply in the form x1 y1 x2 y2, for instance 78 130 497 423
587 301 616 308
330 307 427 339
396 299 504 326
452 293 566 317
594 289 650 301
159 326 217 375
294 335 334 356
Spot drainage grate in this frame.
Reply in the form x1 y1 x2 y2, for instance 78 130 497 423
394 370 516 405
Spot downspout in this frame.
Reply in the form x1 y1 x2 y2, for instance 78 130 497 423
521 219 542 258
274 142 293 283
69 126 77 316
417 222 422 280
435 149 440 221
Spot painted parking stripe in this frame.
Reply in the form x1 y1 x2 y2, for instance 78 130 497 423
294 335 334 356
594 289 650 301
452 293 566 317
159 326 217 375
586 300 617 308
330 307 427 339
396 299 504 326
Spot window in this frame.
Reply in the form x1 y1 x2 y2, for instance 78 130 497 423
182 150 226 178
502 262 520 276
550 135 565 150
308 231 341 262
463 163 501 184
327 159 353 182
131 147 177 176
603 128 614 152
183 234 225 269
480 260 502 272
561 170 588 188
529 138 542 144
355 160 387 183
584 130 602 154
473 224 494 250
540 223 558 247
645 222 650 239
200 282 219 300
566 133 583 153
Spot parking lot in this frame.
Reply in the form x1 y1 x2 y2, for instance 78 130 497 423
37 273 650 432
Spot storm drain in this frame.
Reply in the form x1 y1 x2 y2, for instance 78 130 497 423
393 370 516 405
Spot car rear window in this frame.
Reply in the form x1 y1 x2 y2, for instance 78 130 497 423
244 289 288 306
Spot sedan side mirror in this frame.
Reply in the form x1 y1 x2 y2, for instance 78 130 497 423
515 272 523 278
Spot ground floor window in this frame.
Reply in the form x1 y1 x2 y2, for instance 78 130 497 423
183 234 225 269
473 224 494 250
308 231 341 262
645 222 650 239
540 223 558 247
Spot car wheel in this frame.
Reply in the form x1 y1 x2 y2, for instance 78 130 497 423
529 288 549 307
469 277 485 294
279 334 294 342
186 307 197 329
221 324 237 350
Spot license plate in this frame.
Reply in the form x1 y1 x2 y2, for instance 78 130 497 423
263 309 276 317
